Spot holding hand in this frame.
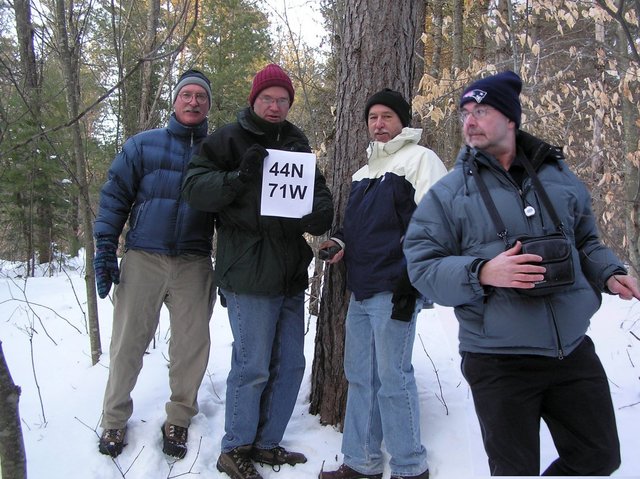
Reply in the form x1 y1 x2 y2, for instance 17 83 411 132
94 237 120 299
479 241 546 289
238 144 268 182
318 240 344 264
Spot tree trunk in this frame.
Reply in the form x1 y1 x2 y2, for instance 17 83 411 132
591 19 605 177
452 0 464 70
308 238 323 317
138 0 160 131
494 0 513 65
0 341 27 479
14 0 54 267
427 1 444 78
53 0 102 365
619 24 640 277
471 0 490 64
309 0 426 427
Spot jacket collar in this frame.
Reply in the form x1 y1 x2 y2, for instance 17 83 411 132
457 130 564 171
366 127 422 161
515 130 564 169
237 107 285 138
168 113 208 139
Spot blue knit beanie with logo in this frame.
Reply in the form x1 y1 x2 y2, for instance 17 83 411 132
460 71 522 127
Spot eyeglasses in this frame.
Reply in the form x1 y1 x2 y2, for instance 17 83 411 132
257 95 290 107
459 106 494 124
179 92 209 104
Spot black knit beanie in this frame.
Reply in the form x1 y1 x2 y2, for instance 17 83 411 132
460 71 522 127
364 88 411 127
172 69 212 106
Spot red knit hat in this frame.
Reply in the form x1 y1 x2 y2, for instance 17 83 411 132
248 64 295 107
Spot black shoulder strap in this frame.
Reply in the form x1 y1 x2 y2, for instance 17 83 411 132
518 154 565 232
469 160 510 247
470 153 565 248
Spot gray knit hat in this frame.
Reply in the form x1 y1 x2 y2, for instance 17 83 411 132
172 69 212 106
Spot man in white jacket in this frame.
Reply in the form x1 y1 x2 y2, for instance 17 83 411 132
318 89 447 479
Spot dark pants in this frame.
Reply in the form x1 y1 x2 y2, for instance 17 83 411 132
461 336 620 476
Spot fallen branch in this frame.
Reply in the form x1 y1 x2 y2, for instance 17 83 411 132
417 333 448 415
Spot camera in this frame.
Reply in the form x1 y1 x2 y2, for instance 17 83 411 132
318 245 341 261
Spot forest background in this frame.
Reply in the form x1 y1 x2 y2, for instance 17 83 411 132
0 0 639 476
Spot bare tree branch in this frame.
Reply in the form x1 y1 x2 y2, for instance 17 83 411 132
1 0 200 155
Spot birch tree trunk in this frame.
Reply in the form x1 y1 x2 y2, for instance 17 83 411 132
0 341 27 479
309 0 426 427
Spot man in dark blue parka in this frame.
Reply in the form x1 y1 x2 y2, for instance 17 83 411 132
93 69 216 460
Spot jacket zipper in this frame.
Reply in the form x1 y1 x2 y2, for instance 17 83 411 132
547 295 565 359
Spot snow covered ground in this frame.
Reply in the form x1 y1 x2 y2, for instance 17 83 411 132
1 255 639 478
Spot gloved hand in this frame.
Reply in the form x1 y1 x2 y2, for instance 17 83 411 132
301 210 330 235
391 269 419 322
238 144 269 182
218 288 227 308
94 236 120 299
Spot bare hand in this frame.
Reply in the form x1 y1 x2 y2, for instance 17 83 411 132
479 241 546 289
606 274 640 300
318 239 344 264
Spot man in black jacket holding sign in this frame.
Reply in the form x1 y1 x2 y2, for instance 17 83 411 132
182 63 333 479
404 71 640 476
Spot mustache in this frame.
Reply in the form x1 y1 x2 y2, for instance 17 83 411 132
183 107 202 113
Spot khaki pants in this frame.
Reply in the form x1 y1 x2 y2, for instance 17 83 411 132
101 250 215 429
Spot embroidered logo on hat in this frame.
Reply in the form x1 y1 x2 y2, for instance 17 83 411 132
462 89 487 103
460 71 523 127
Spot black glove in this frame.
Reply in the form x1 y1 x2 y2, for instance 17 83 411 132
391 269 419 322
238 144 268 182
301 210 330 235
94 236 120 299
218 287 227 308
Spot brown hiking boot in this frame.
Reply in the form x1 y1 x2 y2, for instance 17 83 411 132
98 427 127 457
161 423 188 459
217 445 263 479
319 463 383 479
251 445 307 466
391 470 430 479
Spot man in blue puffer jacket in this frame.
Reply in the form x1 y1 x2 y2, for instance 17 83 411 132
93 69 216 460
404 71 640 476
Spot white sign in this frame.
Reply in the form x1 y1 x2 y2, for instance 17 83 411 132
260 149 316 218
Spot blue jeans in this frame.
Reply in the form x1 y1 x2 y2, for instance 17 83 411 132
342 292 428 477
220 289 306 452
